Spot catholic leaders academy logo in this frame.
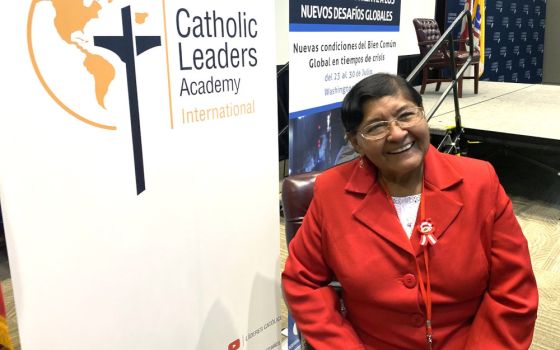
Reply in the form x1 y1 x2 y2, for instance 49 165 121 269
28 0 259 195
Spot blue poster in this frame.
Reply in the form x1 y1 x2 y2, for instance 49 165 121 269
289 0 402 175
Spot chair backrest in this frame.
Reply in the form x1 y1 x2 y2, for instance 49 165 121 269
281 171 342 350
281 171 321 246
281 171 321 350
413 18 442 56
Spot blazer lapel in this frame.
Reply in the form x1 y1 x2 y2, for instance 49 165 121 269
346 158 416 255
410 146 464 256
346 147 464 257
353 185 417 255
409 182 463 255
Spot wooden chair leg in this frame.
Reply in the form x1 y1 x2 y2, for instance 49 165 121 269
458 78 463 98
474 63 479 94
421 68 428 94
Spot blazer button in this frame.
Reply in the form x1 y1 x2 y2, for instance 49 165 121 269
411 313 425 328
403 273 417 288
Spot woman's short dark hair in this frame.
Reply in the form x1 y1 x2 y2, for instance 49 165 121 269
341 73 423 134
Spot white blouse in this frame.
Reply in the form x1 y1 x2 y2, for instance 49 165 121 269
392 194 421 239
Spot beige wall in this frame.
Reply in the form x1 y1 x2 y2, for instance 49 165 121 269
543 0 560 84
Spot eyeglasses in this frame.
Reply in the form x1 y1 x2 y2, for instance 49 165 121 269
358 107 425 141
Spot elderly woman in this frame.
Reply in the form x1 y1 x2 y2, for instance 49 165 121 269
282 73 538 349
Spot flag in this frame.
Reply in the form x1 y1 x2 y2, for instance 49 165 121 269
459 0 472 49
459 0 485 76
473 0 485 75
0 284 12 350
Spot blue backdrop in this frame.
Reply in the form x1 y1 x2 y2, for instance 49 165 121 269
445 0 547 83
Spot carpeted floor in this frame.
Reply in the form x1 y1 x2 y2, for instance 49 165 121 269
514 198 560 349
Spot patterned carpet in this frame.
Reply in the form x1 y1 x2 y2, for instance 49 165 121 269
513 197 560 350
493 147 560 349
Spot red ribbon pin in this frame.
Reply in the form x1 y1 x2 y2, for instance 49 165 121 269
418 219 437 246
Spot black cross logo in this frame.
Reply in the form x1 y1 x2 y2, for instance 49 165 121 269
94 6 161 195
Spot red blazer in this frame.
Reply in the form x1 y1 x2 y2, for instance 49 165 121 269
282 146 538 350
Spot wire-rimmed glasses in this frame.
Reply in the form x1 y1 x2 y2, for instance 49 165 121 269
359 107 425 141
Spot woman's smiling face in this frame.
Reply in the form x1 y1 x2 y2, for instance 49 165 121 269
348 94 430 180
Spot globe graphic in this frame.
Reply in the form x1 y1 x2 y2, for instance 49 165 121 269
28 0 154 130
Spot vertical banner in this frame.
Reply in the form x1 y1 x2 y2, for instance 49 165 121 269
287 0 401 347
288 0 401 175
0 1 280 350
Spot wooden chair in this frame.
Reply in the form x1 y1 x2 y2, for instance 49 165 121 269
412 18 480 98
